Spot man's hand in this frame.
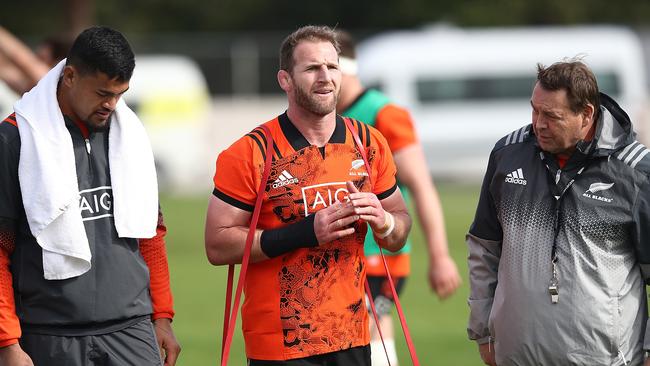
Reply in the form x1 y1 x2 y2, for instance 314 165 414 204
644 355 650 366
0 343 34 366
153 318 181 366
313 199 359 244
429 254 462 300
478 342 496 366
346 181 386 231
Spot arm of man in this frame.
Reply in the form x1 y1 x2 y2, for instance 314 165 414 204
468 233 500 366
0 119 33 365
394 144 461 299
0 221 33 366
467 150 502 366
205 194 362 265
138 210 180 366
632 178 650 365
0 27 49 94
204 195 266 265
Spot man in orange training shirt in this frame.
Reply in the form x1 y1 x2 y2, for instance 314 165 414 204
205 25 411 365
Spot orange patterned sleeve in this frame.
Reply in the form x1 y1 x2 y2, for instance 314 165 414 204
139 210 174 320
0 225 19 347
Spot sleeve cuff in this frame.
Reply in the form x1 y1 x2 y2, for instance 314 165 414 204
0 338 18 348
152 312 174 321
376 183 398 200
476 336 492 345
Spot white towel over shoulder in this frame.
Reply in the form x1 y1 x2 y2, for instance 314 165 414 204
13 59 158 280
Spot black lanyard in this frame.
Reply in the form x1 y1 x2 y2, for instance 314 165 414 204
539 151 589 303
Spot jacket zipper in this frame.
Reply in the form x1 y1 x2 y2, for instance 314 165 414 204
84 137 93 178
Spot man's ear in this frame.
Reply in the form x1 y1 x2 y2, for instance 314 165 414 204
277 69 292 92
582 103 595 128
61 65 76 88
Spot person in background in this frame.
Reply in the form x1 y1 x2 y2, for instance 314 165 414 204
205 25 411 366
336 29 461 366
35 34 73 68
468 59 650 365
0 26 180 366
0 26 71 95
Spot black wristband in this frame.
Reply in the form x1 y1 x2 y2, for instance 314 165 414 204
260 214 318 258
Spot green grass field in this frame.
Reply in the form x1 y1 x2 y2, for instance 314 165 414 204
161 183 482 365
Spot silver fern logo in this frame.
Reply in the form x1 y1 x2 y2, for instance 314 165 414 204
349 159 369 176
583 182 614 203
586 182 615 193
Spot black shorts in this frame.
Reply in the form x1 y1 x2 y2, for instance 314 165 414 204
248 345 370 366
20 318 162 366
366 275 407 317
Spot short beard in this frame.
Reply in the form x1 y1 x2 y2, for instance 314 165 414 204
84 117 111 132
294 85 337 117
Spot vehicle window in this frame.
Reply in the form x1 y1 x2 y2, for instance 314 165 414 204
595 72 620 97
416 72 620 103
416 75 536 102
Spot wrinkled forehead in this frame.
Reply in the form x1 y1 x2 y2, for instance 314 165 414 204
532 83 570 110
292 40 339 66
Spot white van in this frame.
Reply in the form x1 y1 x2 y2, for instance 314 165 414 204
357 25 649 181
124 55 212 192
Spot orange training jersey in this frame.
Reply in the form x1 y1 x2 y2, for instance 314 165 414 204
213 113 397 360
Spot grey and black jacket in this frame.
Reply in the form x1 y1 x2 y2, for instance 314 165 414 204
0 115 153 336
467 93 650 365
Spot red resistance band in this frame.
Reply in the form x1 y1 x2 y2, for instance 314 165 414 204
220 121 420 366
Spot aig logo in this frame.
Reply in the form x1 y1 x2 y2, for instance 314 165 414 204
301 182 350 216
79 186 113 221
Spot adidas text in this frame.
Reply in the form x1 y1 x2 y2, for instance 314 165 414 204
505 177 527 185
272 170 299 189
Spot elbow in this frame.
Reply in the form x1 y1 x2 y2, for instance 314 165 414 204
386 236 408 253
205 247 228 266
204 236 229 266
205 248 221 266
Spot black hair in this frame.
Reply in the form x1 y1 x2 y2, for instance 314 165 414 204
66 26 135 82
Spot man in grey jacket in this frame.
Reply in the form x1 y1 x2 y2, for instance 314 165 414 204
468 60 650 366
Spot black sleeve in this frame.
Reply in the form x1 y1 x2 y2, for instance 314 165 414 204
468 149 503 241
632 178 650 284
0 132 21 224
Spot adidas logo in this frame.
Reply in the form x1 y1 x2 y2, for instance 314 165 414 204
505 168 527 185
272 170 299 189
